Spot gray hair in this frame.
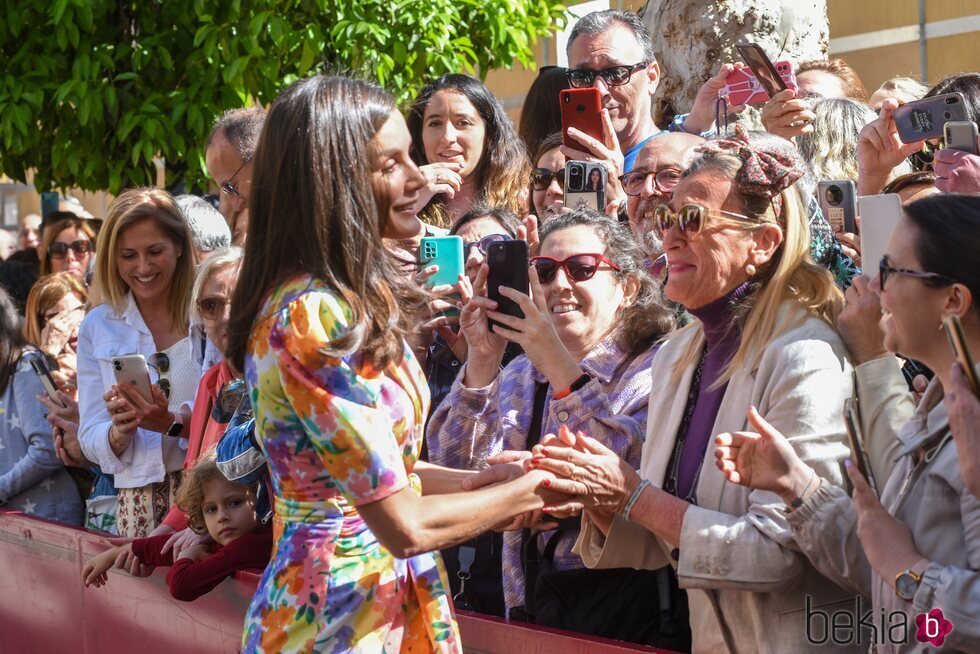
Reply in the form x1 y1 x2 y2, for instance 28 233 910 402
877 76 928 103
206 106 266 161
176 194 231 253
190 245 243 323
797 97 877 183
567 10 656 65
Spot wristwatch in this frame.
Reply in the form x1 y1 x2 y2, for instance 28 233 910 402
165 414 183 438
895 559 929 600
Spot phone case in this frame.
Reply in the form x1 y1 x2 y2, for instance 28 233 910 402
894 92 969 143
560 88 604 149
111 354 154 401
28 353 66 408
943 314 980 398
734 44 793 99
563 160 607 211
486 240 529 329
721 60 798 105
818 180 858 233
419 236 465 288
858 194 903 278
944 120 979 155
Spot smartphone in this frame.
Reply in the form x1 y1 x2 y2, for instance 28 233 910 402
560 88 603 149
943 314 980 398
419 235 464 319
28 353 66 409
721 60 798 105
857 194 902 278
40 192 60 221
734 42 789 99
486 240 529 330
944 120 979 155
111 354 153 401
818 181 858 234
893 92 969 143
844 397 878 497
563 160 607 212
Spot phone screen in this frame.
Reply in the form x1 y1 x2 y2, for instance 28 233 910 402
735 43 786 97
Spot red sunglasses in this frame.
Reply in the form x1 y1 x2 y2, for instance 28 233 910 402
530 253 620 284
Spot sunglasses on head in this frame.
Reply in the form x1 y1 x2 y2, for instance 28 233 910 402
532 168 565 191
48 240 92 258
147 352 171 399
530 253 620 284
197 296 231 321
463 233 511 257
652 204 762 240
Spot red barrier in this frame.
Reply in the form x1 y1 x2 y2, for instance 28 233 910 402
0 510 673 653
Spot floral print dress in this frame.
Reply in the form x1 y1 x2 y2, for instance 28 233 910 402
241 275 460 653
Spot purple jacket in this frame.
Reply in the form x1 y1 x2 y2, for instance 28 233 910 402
426 333 659 610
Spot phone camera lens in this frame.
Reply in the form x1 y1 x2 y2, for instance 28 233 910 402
113 361 122 371
946 97 955 104
576 103 585 114
944 111 952 120
825 185 843 206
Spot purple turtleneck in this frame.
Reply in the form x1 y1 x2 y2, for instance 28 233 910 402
673 282 752 501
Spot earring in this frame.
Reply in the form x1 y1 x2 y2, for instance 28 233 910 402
745 264 756 276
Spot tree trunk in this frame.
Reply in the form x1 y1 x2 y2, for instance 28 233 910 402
641 0 829 126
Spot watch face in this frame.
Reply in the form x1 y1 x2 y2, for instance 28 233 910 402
896 573 918 600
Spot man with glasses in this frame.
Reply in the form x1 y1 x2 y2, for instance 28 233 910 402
204 107 266 246
564 10 726 207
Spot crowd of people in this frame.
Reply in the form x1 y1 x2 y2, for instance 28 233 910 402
0 8 978 653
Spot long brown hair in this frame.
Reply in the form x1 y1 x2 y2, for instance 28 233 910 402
226 75 425 372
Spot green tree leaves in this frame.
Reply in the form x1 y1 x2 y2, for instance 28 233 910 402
0 0 567 194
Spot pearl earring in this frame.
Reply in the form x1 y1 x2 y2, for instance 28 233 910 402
746 264 756 276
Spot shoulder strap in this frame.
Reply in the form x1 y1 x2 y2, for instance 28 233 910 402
519 381 551 620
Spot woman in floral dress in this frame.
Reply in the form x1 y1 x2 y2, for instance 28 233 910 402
226 76 558 653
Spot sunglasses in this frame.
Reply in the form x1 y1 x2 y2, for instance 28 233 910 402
48 240 93 258
463 234 512 257
530 253 620 284
197 296 231 321
213 378 249 421
567 62 648 89
532 168 565 191
220 157 252 197
147 352 171 399
652 204 762 240
619 168 683 197
878 255 957 290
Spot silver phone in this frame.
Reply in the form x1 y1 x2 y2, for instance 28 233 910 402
111 354 153 401
818 180 858 234
944 120 979 155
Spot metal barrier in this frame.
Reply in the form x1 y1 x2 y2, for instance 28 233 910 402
0 510 671 653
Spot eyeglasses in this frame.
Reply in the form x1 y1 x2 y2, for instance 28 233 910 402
147 352 171 399
219 157 252 197
463 234 511 257
652 204 762 240
532 168 565 191
567 62 648 89
878 255 957 290
619 168 683 197
197 296 231 321
48 240 93 258
530 253 620 284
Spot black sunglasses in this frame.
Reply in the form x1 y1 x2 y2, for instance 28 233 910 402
567 62 648 89
148 352 171 399
532 168 565 191
463 234 511 257
878 255 957 290
48 240 93 258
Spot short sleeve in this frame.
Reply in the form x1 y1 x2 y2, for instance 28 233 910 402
273 291 410 506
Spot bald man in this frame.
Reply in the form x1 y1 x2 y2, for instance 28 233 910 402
624 132 705 258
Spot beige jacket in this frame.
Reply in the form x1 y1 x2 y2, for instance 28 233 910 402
576 304 861 653
789 366 980 653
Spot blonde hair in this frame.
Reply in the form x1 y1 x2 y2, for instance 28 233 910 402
671 151 844 387
23 272 87 347
175 451 254 535
89 188 195 331
190 246 243 324
797 97 877 183
39 216 97 276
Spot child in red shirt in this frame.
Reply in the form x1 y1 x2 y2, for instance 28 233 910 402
82 452 271 601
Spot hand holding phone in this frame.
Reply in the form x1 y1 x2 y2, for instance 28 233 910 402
722 59 798 105
486 240 530 330
893 92 969 143
28 353 66 409
734 42 790 99
560 88 603 149
111 355 154 402
943 120 979 156
943 314 980 398
844 397 878 497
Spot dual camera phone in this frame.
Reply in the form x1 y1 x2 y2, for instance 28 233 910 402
111 355 153 401
560 88 603 149
893 92 969 143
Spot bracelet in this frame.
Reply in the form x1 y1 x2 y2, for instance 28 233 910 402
788 469 816 511
108 426 128 451
553 373 591 400
621 479 650 520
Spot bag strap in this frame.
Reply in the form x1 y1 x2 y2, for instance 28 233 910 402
520 381 551 620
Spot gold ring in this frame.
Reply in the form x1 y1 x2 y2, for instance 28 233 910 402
570 468 581 482
436 174 445 184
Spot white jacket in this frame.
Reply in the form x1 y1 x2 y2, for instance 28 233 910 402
77 295 194 489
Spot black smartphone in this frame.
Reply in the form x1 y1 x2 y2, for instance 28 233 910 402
734 42 787 98
818 180 858 234
943 314 980 398
844 397 877 497
28 353 66 409
486 240 529 330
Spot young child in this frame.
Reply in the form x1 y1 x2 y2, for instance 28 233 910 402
81 452 272 601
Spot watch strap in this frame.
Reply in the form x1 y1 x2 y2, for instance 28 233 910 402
165 414 183 437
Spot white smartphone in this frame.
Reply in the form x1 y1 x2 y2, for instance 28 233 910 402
944 120 979 155
28 353 66 409
857 194 903 278
111 355 153 401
